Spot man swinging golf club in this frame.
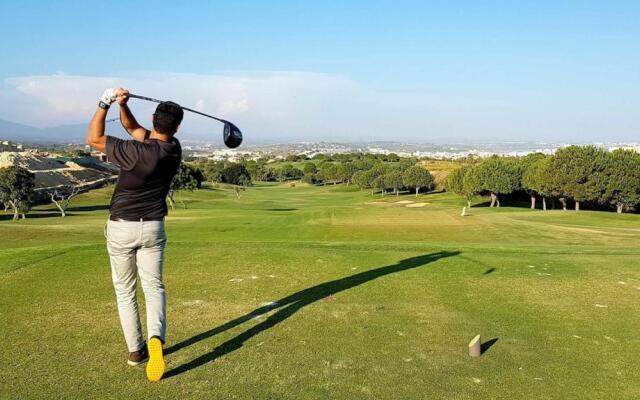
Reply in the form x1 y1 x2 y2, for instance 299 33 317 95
87 88 182 382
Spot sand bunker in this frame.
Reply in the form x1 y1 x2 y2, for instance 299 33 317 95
406 203 427 208
395 200 414 204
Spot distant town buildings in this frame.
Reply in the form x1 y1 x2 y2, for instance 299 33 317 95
609 144 640 153
2 136 640 163
182 140 640 162
0 140 24 152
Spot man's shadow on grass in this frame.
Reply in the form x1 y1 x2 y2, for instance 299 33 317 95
164 250 460 379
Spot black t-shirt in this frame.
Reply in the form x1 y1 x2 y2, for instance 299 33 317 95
106 135 182 219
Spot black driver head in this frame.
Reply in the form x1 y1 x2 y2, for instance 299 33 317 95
223 122 243 148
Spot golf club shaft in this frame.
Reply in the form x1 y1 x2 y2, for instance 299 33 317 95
128 94 228 124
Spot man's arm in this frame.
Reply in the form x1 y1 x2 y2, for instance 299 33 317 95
117 89 150 142
87 88 119 152
87 107 108 152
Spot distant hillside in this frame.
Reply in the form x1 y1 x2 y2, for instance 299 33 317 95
0 119 42 140
0 119 87 144
0 118 214 144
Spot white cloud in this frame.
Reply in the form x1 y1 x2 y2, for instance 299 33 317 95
216 98 249 116
1 71 386 141
1 71 636 142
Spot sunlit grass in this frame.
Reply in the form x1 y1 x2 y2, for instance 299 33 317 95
1 184 638 399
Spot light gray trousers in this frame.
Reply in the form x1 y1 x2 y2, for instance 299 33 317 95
106 218 167 352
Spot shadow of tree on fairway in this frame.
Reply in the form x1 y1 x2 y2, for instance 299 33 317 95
163 250 460 379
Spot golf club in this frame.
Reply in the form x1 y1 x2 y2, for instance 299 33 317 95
127 93 243 148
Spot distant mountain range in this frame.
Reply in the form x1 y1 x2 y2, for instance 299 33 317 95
0 118 237 145
0 118 88 144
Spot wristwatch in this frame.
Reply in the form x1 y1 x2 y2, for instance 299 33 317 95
98 101 110 110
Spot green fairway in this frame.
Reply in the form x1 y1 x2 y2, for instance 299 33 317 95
1 184 639 399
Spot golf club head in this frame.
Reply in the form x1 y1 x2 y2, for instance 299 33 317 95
223 122 243 148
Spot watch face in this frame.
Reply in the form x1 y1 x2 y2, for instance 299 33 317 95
99 101 110 110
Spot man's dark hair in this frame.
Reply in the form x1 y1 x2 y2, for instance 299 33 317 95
153 101 184 135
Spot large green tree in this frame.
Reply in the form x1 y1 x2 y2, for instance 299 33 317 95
475 158 520 207
264 168 281 182
446 165 475 207
0 166 35 220
385 153 400 162
383 168 404 196
221 163 252 186
318 163 339 184
462 166 483 208
372 175 388 196
352 170 366 190
244 160 265 182
353 159 375 172
366 163 387 196
204 161 224 184
278 164 304 181
303 162 317 175
169 162 199 209
550 145 608 211
301 162 318 184
334 163 348 184
342 162 358 185
399 158 418 172
603 149 640 213
353 170 377 195
402 165 434 196
518 153 547 209
522 156 559 210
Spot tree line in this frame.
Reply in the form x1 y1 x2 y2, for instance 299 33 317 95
194 155 435 196
5 145 636 220
445 145 640 213
193 152 412 186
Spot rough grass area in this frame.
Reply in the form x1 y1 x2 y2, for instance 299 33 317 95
1 184 638 399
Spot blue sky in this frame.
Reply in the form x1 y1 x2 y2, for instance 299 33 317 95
0 0 638 142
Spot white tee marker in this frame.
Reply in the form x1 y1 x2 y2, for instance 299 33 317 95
469 334 481 357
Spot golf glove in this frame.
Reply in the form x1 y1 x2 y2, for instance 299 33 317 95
99 88 118 106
